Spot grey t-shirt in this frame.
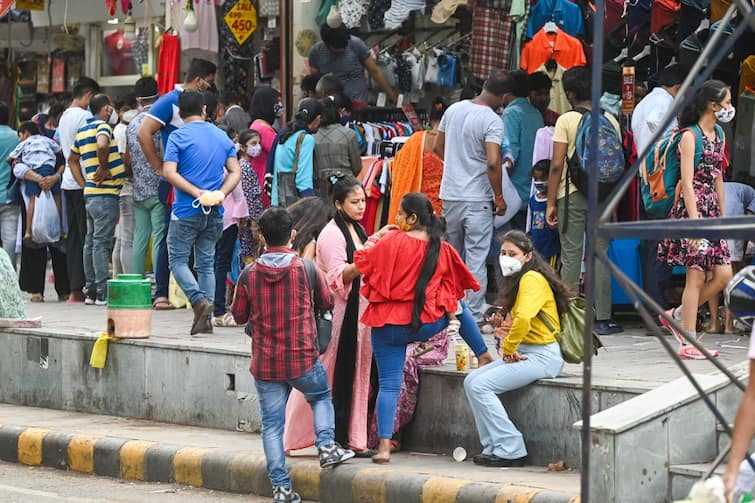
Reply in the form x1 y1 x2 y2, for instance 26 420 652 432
308 36 371 104
439 100 505 202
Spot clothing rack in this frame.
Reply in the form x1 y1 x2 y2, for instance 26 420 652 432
356 106 427 123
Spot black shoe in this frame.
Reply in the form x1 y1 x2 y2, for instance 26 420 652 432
484 455 527 467
596 320 623 335
472 453 497 465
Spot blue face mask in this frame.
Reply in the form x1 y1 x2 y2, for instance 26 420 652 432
340 115 351 126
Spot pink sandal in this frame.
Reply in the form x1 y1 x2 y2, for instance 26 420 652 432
678 343 720 360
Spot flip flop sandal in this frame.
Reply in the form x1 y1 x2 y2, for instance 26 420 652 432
678 344 720 360
30 293 44 302
659 309 686 346
152 298 176 310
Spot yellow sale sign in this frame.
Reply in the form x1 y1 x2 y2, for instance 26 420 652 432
224 0 257 46
16 0 45 10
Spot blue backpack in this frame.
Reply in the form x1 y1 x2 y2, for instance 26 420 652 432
639 124 723 218
567 108 626 202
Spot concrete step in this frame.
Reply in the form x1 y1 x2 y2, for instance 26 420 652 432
716 423 755 462
669 462 725 501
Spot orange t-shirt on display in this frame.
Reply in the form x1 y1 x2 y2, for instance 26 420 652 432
520 28 587 74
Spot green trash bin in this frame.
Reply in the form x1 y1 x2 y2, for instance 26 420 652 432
107 276 152 338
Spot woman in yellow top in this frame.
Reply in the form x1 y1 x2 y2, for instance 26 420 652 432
464 230 569 467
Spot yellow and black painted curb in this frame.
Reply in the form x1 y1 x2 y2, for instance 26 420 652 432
0 424 580 502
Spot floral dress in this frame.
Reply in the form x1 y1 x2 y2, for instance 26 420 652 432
658 131 731 272
239 158 264 262
0 249 25 319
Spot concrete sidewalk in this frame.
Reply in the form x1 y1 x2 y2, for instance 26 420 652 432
0 404 580 502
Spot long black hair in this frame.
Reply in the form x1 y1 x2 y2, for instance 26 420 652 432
496 230 572 317
249 86 280 125
279 98 323 145
401 192 445 331
679 79 729 128
287 196 334 254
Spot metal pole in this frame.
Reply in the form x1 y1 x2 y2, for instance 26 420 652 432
580 0 606 498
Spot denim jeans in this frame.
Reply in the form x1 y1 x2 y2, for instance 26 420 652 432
443 200 494 321
84 196 119 297
371 302 488 439
0 203 20 268
132 196 166 276
464 342 563 458
213 224 238 316
254 361 335 488
166 209 222 306
112 194 134 275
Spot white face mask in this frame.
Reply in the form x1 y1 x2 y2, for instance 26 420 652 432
499 255 523 277
191 198 213 215
715 105 736 123
108 108 119 126
247 144 262 157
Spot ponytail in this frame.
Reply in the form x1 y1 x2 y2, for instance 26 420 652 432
401 192 446 331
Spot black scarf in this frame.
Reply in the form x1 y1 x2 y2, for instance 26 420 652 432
332 210 368 445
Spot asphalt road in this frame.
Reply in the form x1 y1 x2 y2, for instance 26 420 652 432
0 462 276 502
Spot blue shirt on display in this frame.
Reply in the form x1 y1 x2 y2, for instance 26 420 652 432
526 0 585 39
164 121 236 219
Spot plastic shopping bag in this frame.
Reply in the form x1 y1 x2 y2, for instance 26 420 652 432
31 191 60 244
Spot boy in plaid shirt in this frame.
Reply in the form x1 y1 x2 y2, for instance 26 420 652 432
231 207 354 503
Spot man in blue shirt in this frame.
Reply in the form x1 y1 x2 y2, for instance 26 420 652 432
501 70 544 230
163 91 241 336
137 58 217 311
0 101 19 267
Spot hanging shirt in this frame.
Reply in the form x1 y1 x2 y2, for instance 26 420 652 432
178 0 225 53
520 28 587 74
436 53 457 88
526 0 585 39
630 86 677 155
532 126 555 165
537 62 570 115
470 5 514 80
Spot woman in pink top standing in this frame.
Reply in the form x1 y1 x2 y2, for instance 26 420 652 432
249 87 282 208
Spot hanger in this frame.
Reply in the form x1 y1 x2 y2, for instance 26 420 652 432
543 21 558 33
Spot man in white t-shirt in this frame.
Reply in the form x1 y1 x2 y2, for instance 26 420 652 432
58 77 100 302
723 324 755 499
630 64 682 155
433 71 508 321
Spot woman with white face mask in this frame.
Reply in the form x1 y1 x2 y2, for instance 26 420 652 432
465 230 570 468
657 80 733 360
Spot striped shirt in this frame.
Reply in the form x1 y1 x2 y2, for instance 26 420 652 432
70 118 126 198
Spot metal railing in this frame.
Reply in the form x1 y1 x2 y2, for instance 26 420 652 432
581 1 755 500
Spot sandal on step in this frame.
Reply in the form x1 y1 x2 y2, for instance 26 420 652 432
30 293 44 303
213 312 238 327
412 341 435 358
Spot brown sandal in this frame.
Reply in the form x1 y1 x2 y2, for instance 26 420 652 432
152 297 175 310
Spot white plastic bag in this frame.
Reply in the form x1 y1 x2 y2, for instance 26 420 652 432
31 191 60 244
493 167 522 228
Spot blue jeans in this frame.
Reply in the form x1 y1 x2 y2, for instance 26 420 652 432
254 361 335 488
464 342 563 458
443 200 495 321
83 196 119 297
213 224 238 317
166 209 222 306
371 302 488 439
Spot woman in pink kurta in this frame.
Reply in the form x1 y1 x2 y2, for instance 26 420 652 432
284 176 393 454
249 86 282 208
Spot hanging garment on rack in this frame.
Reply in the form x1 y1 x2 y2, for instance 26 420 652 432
509 0 528 70
431 0 469 24
340 0 370 28
536 62 569 114
470 5 513 80
388 131 425 224
531 126 555 165
384 0 426 29
368 0 391 28
437 53 458 87
178 0 225 53
525 0 584 40
157 33 181 95
424 48 442 84
520 28 586 73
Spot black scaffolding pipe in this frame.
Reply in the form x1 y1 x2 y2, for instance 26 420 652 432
580 0 755 499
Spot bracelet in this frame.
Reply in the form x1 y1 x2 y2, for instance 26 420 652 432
494 193 504 202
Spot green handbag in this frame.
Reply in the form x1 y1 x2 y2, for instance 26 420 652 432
536 297 604 364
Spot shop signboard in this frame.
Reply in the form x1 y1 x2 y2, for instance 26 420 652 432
16 0 45 10
0 0 13 18
224 0 257 46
